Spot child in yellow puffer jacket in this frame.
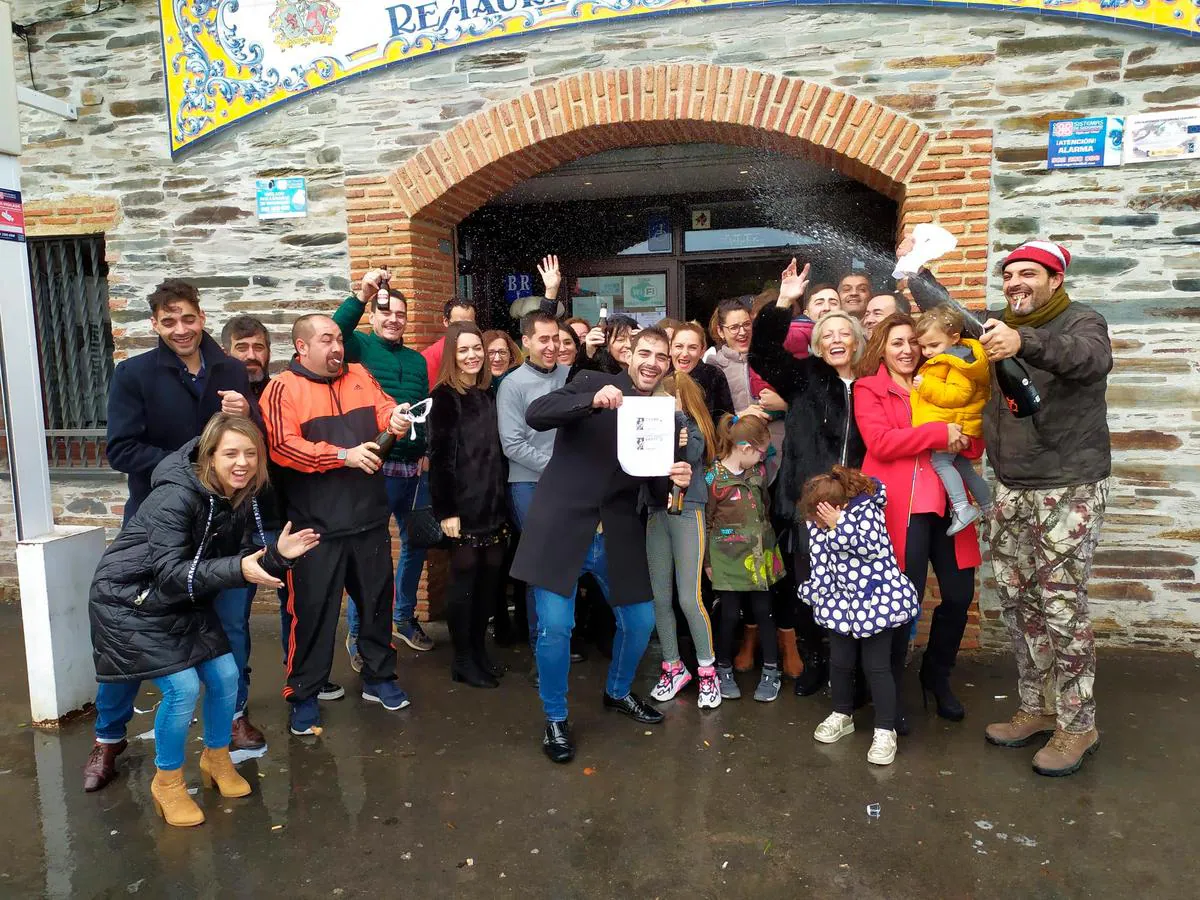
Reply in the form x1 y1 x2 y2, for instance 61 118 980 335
912 307 992 536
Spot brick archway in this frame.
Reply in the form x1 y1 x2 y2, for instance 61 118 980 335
346 64 992 343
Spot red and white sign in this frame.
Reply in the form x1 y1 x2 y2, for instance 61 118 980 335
0 189 25 243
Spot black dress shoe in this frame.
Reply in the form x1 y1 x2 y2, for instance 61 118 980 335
895 712 910 737
602 691 664 724
543 720 575 764
569 645 587 664
474 651 507 679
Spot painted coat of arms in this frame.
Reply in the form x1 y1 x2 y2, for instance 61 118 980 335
270 1 341 49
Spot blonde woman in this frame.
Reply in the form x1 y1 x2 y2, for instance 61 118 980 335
88 413 320 826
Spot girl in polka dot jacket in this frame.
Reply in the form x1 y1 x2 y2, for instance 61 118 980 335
798 466 919 766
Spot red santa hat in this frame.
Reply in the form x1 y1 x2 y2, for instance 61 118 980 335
1001 241 1071 275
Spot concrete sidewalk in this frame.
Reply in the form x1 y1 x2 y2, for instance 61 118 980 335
0 604 1196 899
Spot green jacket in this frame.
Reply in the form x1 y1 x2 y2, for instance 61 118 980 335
704 460 784 592
332 296 429 463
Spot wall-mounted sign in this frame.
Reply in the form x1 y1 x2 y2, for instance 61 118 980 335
0 189 26 243
691 210 711 230
1124 109 1200 165
504 273 533 304
256 177 308 220
647 213 671 253
160 1 1198 156
1047 117 1124 170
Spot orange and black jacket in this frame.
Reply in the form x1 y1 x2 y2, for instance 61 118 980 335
262 359 396 538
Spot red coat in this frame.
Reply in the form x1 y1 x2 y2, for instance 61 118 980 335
853 365 982 570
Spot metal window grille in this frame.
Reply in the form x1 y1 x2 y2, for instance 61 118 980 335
26 235 114 469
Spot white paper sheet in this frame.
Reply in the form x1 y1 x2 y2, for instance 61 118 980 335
616 396 676 477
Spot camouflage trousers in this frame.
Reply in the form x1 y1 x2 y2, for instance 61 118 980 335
989 479 1109 734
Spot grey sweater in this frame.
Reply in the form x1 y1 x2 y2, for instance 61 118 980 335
497 361 569 483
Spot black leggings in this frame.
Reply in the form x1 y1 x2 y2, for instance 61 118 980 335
716 590 777 669
905 511 977 678
830 627 903 730
447 541 506 662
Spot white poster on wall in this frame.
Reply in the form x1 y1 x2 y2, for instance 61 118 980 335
616 396 675 477
1124 109 1200 165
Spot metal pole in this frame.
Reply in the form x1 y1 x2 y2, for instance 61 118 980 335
1 0 55 540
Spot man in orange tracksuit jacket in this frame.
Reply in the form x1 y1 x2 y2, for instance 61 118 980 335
262 314 412 736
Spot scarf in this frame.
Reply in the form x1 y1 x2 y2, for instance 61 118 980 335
1003 285 1071 329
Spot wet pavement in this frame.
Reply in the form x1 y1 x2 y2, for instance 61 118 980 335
1 604 1198 899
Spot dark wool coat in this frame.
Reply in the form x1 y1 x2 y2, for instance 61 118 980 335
89 440 291 683
689 360 736 421
105 333 258 523
428 383 508 536
510 371 654 606
749 305 866 514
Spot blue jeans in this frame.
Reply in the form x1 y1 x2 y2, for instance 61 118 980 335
95 571 264 741
509 482 538 645
533 532 656 723
150 654 238 770
347 473 428 637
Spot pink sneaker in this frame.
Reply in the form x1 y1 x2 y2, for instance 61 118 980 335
650 661 692 701
696 666 722 709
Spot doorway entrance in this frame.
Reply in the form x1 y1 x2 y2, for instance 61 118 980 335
454 144 899 334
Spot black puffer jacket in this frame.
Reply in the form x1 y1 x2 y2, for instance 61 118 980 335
89 439 290 683
749 305 866 516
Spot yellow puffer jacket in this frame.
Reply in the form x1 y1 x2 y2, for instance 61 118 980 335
911 338 991 437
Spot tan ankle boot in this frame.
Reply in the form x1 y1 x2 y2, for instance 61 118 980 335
733 625 758 672
151 768 205 827
199 747 252 798
1032 728 1099 777
985 709 1057 748
776 628 803 679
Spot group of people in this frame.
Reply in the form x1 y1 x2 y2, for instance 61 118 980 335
82 236 1113 827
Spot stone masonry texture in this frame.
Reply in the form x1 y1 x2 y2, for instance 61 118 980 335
7 0 1200 648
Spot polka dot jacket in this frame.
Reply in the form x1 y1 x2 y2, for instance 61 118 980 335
798 480 920 639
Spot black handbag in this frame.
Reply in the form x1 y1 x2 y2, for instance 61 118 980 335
407 478 445 550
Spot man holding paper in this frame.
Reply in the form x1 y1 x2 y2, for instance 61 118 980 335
511 327 692 764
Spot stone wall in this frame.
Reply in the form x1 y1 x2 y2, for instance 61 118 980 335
9 0 1200 648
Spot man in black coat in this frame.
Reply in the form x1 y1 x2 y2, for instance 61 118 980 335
511 328 692 764
84 279 259 794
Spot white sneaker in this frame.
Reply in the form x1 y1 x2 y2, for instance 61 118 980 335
813 712 855 744
868 728 897 765
696 666 722 709
649 661 692 702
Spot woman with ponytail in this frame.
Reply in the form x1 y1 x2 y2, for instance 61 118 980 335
646 372 721 708
705 413 785 703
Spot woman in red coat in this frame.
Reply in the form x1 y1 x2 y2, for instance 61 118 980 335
853 313 983 726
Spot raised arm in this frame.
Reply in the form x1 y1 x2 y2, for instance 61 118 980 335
331 295 367 361
749 305 808 400
1018 310 1112 385
526 372 607 432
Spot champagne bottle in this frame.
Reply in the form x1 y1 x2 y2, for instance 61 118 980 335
986 306 1042 418
667 412 688 516
373 429 396 459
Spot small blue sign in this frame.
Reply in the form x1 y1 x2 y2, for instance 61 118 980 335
647 213 672 253
1047 117 1123 170
256 177 308 220
504 273 533 304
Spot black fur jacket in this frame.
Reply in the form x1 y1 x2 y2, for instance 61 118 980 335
428 383 508 536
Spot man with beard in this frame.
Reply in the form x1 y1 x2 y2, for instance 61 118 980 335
979 242 1112 777
84 280 257 791
511 328 692 763
262 315 413 736
222 315 272 397
837 272 873 320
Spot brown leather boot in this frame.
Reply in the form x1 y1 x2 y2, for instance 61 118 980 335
199 747 252 798
1032 728 1100 777
985 710 1057 748
82 740 127 793
151 768 205 827
733 625 758 672
230 713 266 751
776 628 803 679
